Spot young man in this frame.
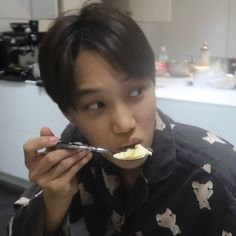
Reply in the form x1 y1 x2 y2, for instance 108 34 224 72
9 3 236 236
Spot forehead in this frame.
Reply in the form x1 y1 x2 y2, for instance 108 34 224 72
73 51 125 88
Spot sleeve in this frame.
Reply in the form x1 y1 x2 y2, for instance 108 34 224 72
222 184 236 235
7 185 71 236
216 145 236 235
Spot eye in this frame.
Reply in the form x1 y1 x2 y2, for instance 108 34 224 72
87 101 105 110
129 87 144 97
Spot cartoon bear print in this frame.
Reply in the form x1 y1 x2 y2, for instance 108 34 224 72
105 210 122 236
192 180 213 210
102 169 120 195
156 208 181 235
78 183 94 206
222 230 232 236
155 112 166 131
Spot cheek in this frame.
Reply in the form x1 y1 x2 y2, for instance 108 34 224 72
137 91 156 133
139 89 156 119
72 115 108 146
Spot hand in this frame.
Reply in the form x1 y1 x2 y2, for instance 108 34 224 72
23 127 92 199
24 127 93 235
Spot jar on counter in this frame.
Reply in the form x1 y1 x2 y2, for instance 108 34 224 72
200 41 210 67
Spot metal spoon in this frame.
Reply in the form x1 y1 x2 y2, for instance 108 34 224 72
55 141 151 169
55 141 112 155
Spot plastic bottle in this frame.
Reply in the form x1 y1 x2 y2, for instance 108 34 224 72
156 46 169 77
159 46 168 63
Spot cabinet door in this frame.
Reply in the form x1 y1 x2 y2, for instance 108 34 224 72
0 0 31 19
227 0 236 58
192 0 228 57
102 0 129 14
103 0 171 22
156 0 194 59
59 0 101 13
31 0 58 19
129 0 171 22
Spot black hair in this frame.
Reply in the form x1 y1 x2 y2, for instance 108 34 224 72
38 2 155 112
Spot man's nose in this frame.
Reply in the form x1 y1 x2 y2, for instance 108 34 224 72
111 104 136 134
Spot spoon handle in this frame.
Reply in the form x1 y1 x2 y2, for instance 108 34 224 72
55 141 110 154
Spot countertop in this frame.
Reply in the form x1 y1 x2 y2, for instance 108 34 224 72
156 77 236 107
1 75 235 107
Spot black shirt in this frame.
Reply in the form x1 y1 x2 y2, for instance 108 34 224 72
8 110 236 236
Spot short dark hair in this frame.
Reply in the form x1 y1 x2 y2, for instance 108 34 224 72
38 2 155 113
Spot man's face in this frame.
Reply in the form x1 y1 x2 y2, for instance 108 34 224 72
67 51 156 157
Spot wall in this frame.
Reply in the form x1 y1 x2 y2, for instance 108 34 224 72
0 0 57 32
138 0 236 60
0 0 31 31
1 0 236 59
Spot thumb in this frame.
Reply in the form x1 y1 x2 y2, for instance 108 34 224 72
40 127 55 137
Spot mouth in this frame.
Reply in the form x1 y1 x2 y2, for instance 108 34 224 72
118 138 143 152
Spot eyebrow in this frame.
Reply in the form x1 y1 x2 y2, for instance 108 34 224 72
75 88 101 99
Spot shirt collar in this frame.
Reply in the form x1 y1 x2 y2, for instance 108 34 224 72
142 109 176 184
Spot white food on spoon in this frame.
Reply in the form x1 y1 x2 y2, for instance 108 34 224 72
113 144 152 160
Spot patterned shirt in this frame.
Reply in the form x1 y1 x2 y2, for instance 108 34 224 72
8 110 236 236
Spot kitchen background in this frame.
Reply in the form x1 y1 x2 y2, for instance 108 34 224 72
1 0 236 60
0 0 236 187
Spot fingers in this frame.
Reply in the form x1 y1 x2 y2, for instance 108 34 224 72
56 153 92 189
32 149 85 177
47 153 92 191
40 127 55 137
34 152 93 192
23 136 59 161
33 153 92 197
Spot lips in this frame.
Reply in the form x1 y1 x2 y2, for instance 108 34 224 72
118 137 143 151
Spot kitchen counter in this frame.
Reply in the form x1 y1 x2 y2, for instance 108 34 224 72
156 77 236 107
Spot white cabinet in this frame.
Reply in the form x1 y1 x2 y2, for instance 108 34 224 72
0 0 31 19
154 0 231 59
59 0 101 13
103 0 171 22
192 0 228 58
31 0 58 19
156 0 194 59
227 0 236 58
0 81 68 180
129 0 171 22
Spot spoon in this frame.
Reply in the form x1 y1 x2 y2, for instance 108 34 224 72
55 141 151 169
55 141 112 155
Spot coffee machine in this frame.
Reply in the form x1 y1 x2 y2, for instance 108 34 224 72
0 21 44 80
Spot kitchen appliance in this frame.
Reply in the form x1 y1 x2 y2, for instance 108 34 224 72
0 22 44 80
